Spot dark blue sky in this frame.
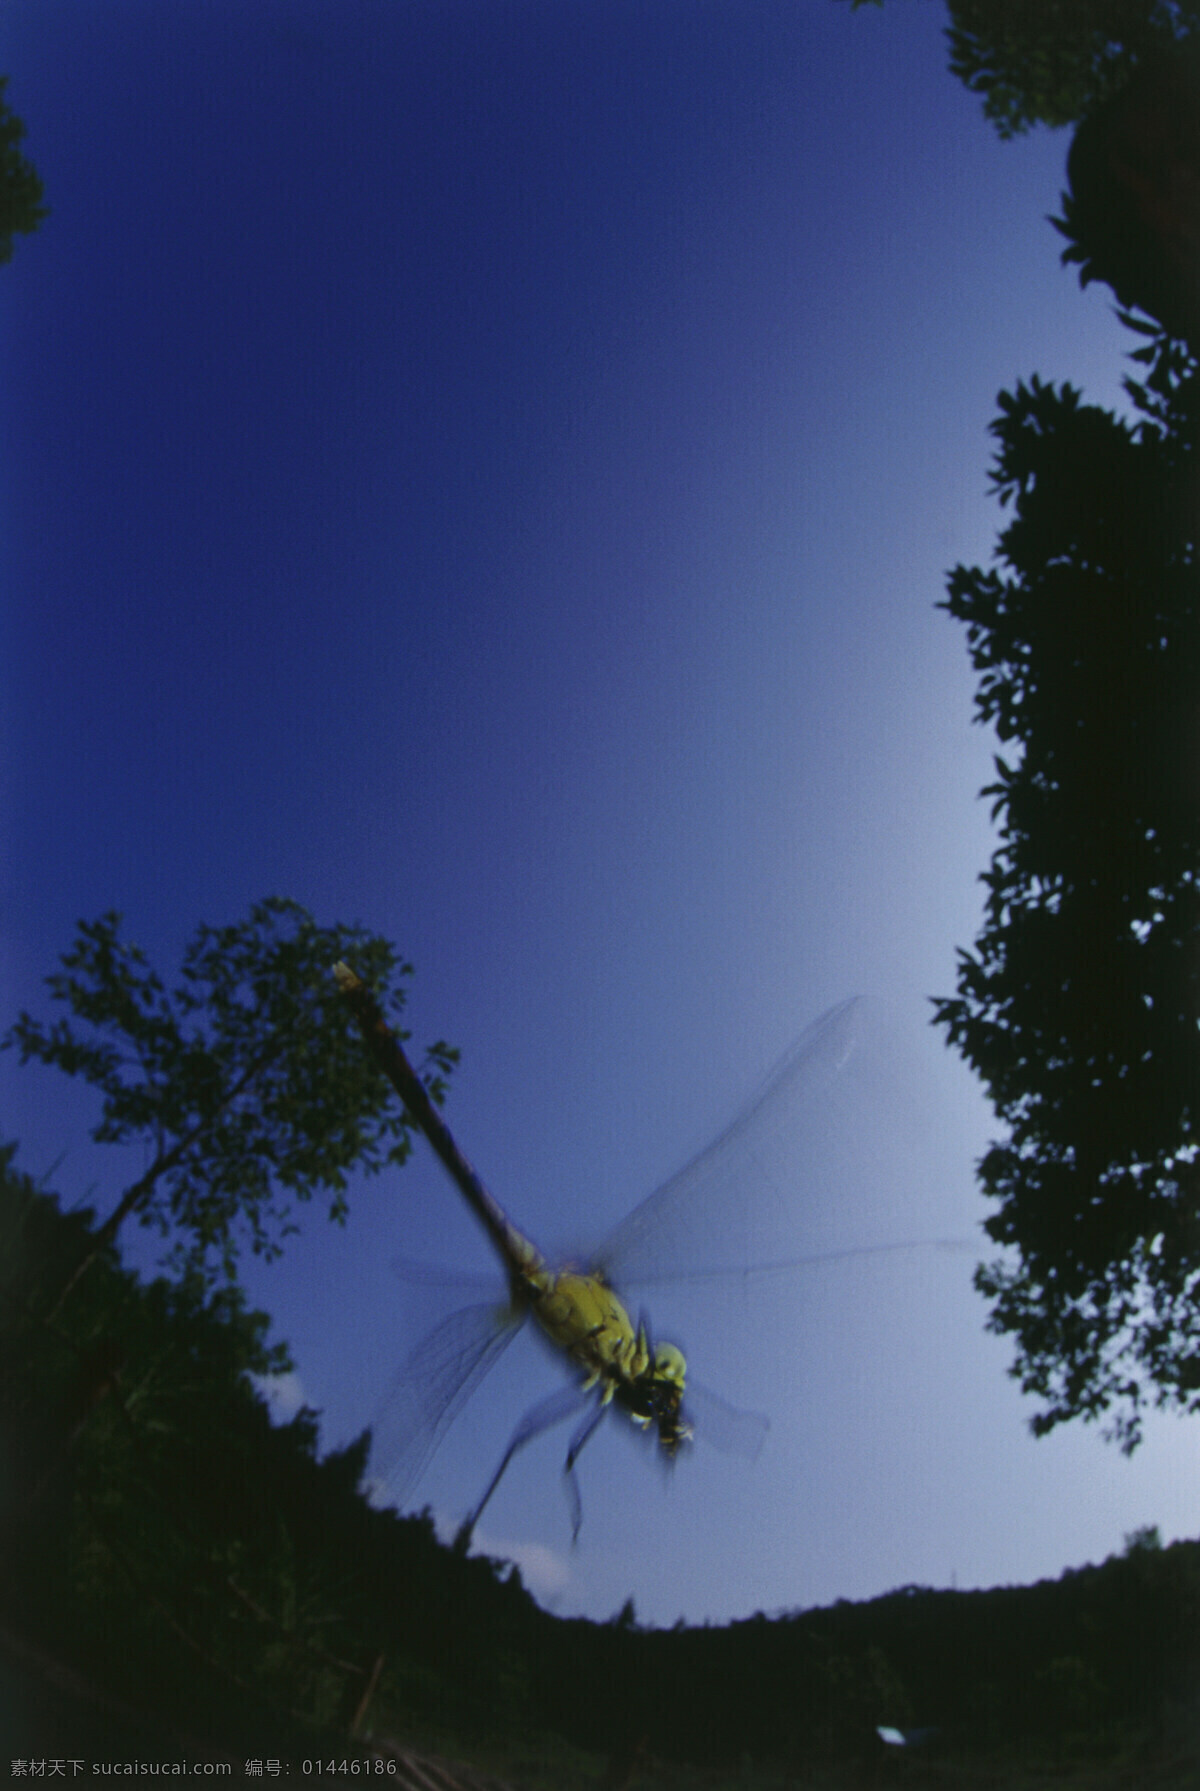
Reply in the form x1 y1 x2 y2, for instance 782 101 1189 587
3 0 1193 1626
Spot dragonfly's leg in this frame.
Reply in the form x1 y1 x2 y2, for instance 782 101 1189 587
455 1440 521 1554
562 1401 609 1543
564 1464 583 1543
566 1399 607 1471
455 1380 587 1553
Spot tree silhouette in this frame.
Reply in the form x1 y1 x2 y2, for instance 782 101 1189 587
4 897 456 1291
1058 35 1200 350
841 0 1198 136
933 331 1199 1450
845 0 1200 1453
0 77 47 263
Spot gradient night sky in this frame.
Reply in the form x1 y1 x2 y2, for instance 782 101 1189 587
3 0 1196 1629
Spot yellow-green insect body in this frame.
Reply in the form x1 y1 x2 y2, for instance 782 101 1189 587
531 1263 638 1370
517 1252 690 1454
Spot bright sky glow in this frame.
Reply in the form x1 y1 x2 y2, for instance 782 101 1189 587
3 0 1195 1627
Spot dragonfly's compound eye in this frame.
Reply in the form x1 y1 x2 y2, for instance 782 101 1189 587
652 1342 686 1390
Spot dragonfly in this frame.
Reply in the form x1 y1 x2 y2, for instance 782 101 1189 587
335 966 953 1543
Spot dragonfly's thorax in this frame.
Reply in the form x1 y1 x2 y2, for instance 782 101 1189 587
525 1265 642 1373
522 1264 691 1455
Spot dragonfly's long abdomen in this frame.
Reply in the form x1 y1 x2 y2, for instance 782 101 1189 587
334 962 544 1284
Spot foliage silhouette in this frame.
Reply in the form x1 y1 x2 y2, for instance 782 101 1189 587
846 0 1200 1458
0 77 47 264
933 330 1199 1450
4 898 456 1290
841 0 1199 136
1057 35 1200 350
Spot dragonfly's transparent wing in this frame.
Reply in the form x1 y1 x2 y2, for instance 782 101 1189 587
390 1255 500 1295
370 1300 524 1507
630 1235 978 1288
389 1240 976 1309
682 1379 769 1460
591 997 861 1287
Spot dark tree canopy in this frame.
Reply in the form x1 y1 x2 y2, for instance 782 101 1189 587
846 0 1200 1453
934 332 1200 1450
5 897 456 1286
842 0 1199 136
1058 35 1200 349
0 76 47 263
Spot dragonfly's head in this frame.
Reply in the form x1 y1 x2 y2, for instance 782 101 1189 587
652 1341 686 1394
620 1339 691 1455
652 1342 692 1453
